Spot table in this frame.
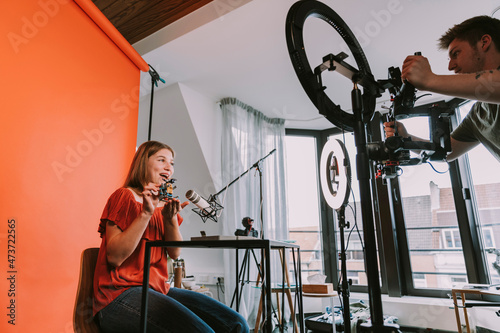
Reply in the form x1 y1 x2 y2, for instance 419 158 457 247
451 286 500 333
140 239 304 333
303 292 338 333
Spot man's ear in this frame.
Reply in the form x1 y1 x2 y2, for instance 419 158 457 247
480 34 493 51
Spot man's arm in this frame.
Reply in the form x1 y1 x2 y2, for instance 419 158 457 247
402 56 500 103
446 137 480 162
384 121 479 162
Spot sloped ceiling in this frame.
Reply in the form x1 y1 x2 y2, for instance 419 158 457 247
96 0 498 130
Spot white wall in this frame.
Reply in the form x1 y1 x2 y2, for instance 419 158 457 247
178 82 222 188
138 83 225 276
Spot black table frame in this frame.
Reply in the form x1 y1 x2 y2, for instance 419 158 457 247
140 239 304 333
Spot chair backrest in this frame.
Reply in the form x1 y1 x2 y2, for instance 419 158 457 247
74 247 101 333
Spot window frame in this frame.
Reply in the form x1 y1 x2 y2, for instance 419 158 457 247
285 101 495 298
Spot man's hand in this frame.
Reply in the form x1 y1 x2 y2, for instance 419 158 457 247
383 121 409 138
401 55 436 90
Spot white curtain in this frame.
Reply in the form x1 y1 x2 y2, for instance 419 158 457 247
218 97 289 327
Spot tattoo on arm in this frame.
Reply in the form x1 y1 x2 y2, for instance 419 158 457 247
475 69 499 80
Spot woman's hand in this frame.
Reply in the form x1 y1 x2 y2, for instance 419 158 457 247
141 182 161 216
162 199 189 259
161 198 189 223
106 183 162 267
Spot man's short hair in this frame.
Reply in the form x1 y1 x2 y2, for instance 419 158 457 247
438 15 500 52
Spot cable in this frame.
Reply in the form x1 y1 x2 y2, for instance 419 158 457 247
216 278 225 302
427 161 449 174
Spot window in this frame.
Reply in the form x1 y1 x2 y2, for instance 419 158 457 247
442 228 462 249
347 271 360 285
285 134 324 280
413 273 427 288
285 100 500 298
451 276 467 283
393 115 469 292
483 228 495 249
457 101 500 285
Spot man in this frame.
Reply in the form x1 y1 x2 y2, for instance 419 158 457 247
384 16 500 162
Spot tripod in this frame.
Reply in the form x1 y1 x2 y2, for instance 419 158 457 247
211 149 277 332
230 248 262 310
216 149 276 306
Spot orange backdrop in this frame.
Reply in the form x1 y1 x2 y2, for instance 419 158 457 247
1 0 145 331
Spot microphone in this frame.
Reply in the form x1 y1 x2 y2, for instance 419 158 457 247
185 190 212 214
185 190 222 222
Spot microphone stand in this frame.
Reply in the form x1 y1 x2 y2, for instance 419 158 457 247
216 149 276 323
190 149 276 224
213 148 276 240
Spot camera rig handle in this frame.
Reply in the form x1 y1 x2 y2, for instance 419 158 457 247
395 51 422 110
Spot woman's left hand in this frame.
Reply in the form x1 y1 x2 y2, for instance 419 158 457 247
162 198 189 223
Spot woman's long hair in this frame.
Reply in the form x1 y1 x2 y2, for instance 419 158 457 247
123 141 174 190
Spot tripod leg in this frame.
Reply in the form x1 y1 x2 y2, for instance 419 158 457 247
237 250 252 306
231 249 253 309
250 249 263 283
231 249 248 307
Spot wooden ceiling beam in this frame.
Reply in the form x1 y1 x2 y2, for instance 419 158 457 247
93 0 213 45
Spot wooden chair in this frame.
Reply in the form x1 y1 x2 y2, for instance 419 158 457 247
74 247 102 333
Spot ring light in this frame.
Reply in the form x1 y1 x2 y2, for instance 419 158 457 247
320 139 351 210
285 0 378 131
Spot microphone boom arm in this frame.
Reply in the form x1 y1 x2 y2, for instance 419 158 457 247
189 149 276 223
214 149 276 198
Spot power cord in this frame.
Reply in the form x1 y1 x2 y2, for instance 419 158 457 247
216 277 225 302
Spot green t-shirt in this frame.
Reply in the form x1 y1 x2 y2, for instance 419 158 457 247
451 102 500 162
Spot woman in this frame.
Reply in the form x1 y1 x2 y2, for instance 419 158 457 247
93 141 249 333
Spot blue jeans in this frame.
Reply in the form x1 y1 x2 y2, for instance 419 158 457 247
97 287 249 333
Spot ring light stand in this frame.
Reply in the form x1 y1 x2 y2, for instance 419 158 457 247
286 1 400 332
320 139 352 332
